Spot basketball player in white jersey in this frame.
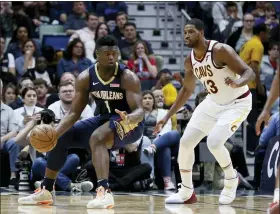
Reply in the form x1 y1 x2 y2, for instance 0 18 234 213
154 18 255 205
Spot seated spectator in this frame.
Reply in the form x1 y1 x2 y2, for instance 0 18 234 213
45 72 76 108
3 87 43 187
0 36 16 81
119 22 153 62
15 39 37 79
6 25 41 59
9 77 34 110
2 83 17 105
86 22 110 62
226 13 254 53
14 109 94 192
154 69 178 108
69 12 99 44
33 79 49 108
112 12 128 41
251 1 266 18
56 38 92 79
64 2 87 35
0 78 19 186
213 2 243 41
34 56 53 87
255 3 279 29
96 1 127 23
141 90 180 190
48 81 93 121
127 41 158 81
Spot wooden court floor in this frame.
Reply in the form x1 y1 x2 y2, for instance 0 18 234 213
0 190 272 214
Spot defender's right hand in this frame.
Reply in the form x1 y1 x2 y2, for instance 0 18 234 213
153 117 168 135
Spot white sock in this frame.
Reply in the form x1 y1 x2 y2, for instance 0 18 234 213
274 188 279 202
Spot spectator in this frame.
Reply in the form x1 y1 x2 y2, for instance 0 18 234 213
69 12 99 44
0 36 17 85
0 78 19 186
96 1 127 23
9 77 34 110
226 13 254 53
2 83 17 105
48 81 93 121
15 39 37 79
6 25 41 59
127 41 158 81
239 23 270 153
251 1 266 18
113 12 128 41
154 69 178 108
49 2 73 24
141 90 180 190
34 56 53 87
56 38 92 79
86 22 110 62
64 2 87 35
218 2 243 41
33 78 49 108
119 22 154 62
255 3 279 29
261 42 279 92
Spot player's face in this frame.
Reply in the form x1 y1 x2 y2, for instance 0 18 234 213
184 25 202 48
97 46 119 67
153 90 164 108
142 94 154 111
59 85 75 104
23 89 37 107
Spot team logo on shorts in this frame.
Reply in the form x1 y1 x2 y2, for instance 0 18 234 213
114 121 125 140
230 125 238 132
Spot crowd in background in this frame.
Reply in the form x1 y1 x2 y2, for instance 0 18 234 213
0 1 279 192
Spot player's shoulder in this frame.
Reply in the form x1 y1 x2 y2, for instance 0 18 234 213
212 42 233 53
121 67 139 83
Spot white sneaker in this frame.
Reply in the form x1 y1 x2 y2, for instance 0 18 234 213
71 181 94 192
164 180 176 191
18 186 55 205
87 186 114 209
165 184 197 204
219 171 239 205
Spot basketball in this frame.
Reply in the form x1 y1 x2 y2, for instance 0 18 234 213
30 124 57 153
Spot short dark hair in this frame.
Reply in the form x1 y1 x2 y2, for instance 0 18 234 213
58 81 74 92
268 41 279 50
21 86 36 98
253 23 268 35
116 12 128 21
33 78 48 88
186 18 205 31
226 2 237 9
124 22 136 30
96 35 118 50
18 77 32 89
158 68 172 79
86 12 97 20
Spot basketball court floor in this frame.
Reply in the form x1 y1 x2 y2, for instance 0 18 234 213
0 188 272 214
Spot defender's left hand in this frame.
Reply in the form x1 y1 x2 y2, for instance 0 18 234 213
225 77 238 88
115 109 130 125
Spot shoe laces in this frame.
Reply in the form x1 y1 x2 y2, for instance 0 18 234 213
95 186 106 199
71 183 82 192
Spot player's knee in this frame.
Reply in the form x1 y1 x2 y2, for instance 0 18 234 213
67 154 80 168
89 134 103 148
207 135 222 151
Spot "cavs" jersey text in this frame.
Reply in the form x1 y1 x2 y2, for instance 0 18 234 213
194 65 213 79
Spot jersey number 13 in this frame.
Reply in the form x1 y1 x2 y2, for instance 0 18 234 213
203 80 218 94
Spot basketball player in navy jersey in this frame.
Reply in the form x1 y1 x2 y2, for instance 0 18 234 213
154 18 255 205
18 35 144 209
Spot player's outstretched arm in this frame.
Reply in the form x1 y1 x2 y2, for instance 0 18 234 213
55 69 90 138
120 70 145 124
215 44 255 87
165 55 196 120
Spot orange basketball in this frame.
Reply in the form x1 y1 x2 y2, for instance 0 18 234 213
30 124 57 153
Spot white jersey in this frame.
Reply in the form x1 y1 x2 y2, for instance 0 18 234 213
190 40 249 105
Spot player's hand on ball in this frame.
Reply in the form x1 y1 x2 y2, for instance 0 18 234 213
225 77 238 88
153 117 168 135
255 109 270 136
115 109 130 125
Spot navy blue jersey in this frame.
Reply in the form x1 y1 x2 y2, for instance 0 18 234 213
89 62 131 115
